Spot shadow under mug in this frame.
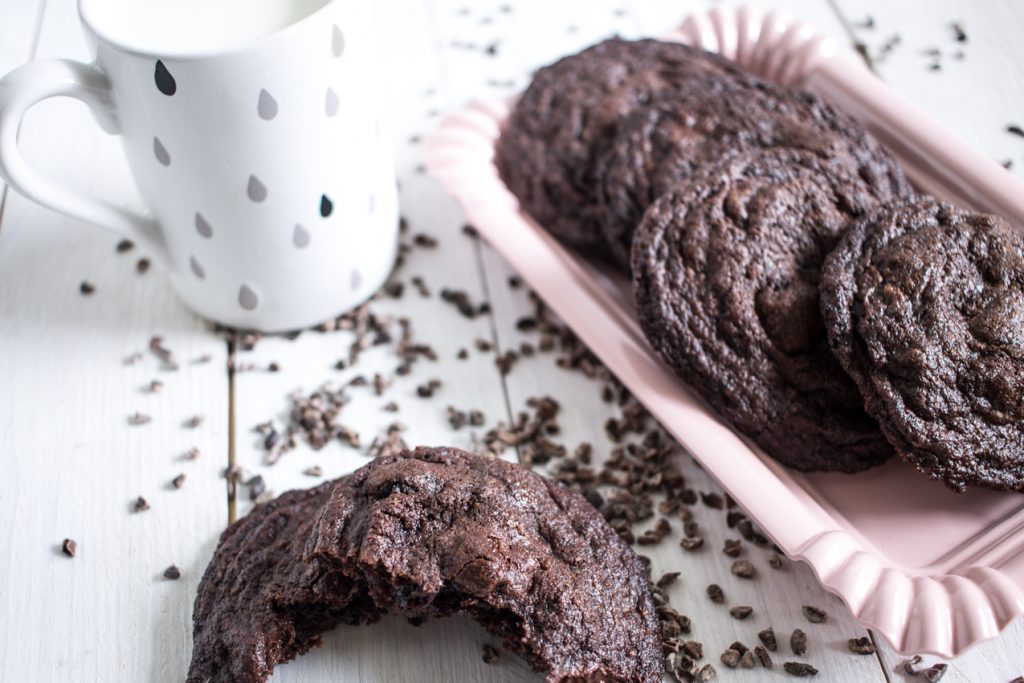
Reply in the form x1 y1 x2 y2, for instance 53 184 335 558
0 0 398 332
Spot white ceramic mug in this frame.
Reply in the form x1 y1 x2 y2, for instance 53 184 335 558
0 0 398 332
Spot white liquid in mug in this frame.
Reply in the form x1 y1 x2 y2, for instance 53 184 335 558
83 0 331 54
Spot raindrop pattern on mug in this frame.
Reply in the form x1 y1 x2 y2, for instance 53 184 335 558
148 23 388 314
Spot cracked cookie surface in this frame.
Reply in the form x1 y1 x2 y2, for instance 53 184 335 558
820 196 1024 492
632 148 896 472
189 447 662 682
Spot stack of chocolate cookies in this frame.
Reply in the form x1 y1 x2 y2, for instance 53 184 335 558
498 39 1024 492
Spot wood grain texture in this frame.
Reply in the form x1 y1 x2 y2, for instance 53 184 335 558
0 0 229 681
1 0 1023 681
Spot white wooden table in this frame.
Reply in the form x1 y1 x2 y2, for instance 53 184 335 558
2 0 1023 680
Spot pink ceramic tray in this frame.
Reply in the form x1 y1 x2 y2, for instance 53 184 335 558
425 6 1024 659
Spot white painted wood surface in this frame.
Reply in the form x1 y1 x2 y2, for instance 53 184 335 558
0 0 1022 681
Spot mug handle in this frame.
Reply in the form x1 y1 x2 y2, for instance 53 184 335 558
0 58 167 263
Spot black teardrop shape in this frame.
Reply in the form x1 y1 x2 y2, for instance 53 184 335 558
320 194 333 217
155 60 176 96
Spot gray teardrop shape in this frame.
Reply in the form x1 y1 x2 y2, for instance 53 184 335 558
189 256 205 279
350 269 361 290
332 25 345 57
247 175 267 202
325 88 339 117
293 224 310 248
195 212 213 238
238 284 259 310
257 89 278 120
153 137 171 166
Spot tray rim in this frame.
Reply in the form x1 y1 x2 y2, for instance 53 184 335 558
423 5 1024 658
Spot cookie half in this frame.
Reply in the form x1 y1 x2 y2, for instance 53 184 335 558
188 447 663 682
820 196 1024 492
632 148 895 472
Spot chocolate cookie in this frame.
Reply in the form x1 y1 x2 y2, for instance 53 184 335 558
598 82 911 268
187 482 375 683
820 196 1024 492
496 38 749 255
189 447 662 682
632 148 895 472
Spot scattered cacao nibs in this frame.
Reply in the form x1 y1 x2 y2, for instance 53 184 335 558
132 496 150 513
638 518 671 545
1002 159 1014 169
440 288 484 318
681 640 703 660
246 475 266 501
802 605 827 623
136 257 151 274
80 281 96 296
680 536 704 551
383 401 399 412
461 223 479 238
790 629 807 656
720 649 741 669
149 336 178 370
116 238 135 253
303 465 323 477
695 664 715 681
183 415 203 429
147 379 163 393
127 412 151 426
737 519 770 547
729 641 748 656
902 655 924 675
263 428 280 451
495 350 518 376
656 572 680 589
412 233 438 248
757 628 778 652
267 362 280 372
847 636 876 655
416 379 442 398
163 564 181 580
456 348 469 360
723 539 742 557
739 650 754 669
783 661 818 677
183 447 200 460
482 644 500 664
475 338 493 352
950 21 967 43
725 509 745 528
706 584 725 604
1007 124 1024 138
410 276 431 298
367 422 408 459
1007 676 1023 683
731 560 756 579
61 538 77 557
171 473 186 489
700 491 724 509
123 352 143 365
769 553 784 569
729 606 753 620
924 663 948 682
754 645 772 668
